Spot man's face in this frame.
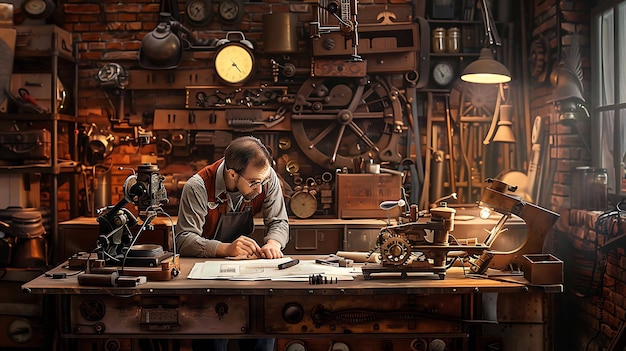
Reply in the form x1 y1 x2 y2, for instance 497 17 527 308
236 165 271 201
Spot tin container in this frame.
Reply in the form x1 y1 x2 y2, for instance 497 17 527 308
571 167 607 211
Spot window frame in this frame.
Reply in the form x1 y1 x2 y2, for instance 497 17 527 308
591 0 626 203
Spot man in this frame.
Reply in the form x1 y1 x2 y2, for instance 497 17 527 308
175 136 289 351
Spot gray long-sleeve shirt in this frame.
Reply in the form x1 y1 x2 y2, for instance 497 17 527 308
175 161 289 257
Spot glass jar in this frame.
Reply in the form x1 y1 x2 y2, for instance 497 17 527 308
446 27 461 53
432 27 446 53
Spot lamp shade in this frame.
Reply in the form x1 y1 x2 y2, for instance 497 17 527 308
461 48 511 84
492 104 516 143
139 21 183 70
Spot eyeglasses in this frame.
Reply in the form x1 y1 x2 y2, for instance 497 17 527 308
238 173 270 188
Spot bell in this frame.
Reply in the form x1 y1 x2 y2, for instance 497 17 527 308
492 104 516 143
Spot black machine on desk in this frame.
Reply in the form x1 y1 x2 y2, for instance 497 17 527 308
362 178 560 280
69 163 180 281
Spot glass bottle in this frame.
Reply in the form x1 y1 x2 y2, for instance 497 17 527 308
446 27 461 53
432 27 446 53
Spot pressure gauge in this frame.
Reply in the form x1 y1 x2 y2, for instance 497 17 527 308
432 61 456 87
185 0 213 27
214 42 256 85
218 0 244 24
21 0 55 19
290 188 317 219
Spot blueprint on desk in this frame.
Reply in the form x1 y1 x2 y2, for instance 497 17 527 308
187 257 360 281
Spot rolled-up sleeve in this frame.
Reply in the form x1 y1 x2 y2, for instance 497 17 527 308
261 169 289 248
174 175 221 257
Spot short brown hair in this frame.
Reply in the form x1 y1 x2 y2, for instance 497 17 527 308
224 136 272 173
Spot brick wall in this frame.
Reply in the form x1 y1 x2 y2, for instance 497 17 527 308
555 209 626 351
56 0 423 217
529 1 626 351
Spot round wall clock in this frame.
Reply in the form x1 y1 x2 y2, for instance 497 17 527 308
185 0 213 27
218 0 244 24
289 188 317 219
214 42 256 85
432 61 456 87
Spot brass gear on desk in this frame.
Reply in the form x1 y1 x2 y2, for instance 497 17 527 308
291 76 404 170
380 235 411 266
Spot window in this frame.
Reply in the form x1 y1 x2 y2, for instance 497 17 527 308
592 0 626 201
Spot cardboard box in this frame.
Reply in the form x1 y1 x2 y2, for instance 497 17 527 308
523 254 563 285
15 25 73 60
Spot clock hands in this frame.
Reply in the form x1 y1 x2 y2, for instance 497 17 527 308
231 60 242 72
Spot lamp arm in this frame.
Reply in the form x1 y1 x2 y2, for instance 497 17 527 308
479 0 501 47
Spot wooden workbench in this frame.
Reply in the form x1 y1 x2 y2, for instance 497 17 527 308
22 256 561 351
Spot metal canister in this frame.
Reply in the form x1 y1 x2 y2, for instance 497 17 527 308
432 27 446 53
262 13 299 54
571 167 608 211
446 27 461 53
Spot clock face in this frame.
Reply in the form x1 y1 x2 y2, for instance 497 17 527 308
432 61 456 87
185 0 213 27
214 43 255 85
289 191 317 219
218 0 244 23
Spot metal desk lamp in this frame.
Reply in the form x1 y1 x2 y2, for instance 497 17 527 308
460 0 511 84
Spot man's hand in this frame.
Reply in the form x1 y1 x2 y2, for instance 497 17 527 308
258 239 283 259
217 236 262 258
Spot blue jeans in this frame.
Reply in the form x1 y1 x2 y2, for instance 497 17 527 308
192 338 275 351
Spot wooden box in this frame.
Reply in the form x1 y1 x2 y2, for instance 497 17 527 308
523 254 563 285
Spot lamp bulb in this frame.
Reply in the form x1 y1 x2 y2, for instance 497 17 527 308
479 207 492 219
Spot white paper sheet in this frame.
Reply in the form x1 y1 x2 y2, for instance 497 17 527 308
187 258 360 281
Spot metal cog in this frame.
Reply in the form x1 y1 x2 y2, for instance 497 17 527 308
380 235 411 266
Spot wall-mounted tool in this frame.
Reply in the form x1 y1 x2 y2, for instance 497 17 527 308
95 62 129 123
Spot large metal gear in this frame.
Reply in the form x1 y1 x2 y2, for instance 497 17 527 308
380 235 411 266
291 76 404 170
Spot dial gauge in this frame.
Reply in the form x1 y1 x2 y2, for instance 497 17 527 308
214 42 256 85
22 0 55 19
185 0 213 27
289 190 317 219
218 0 244 23
432 61 456 87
